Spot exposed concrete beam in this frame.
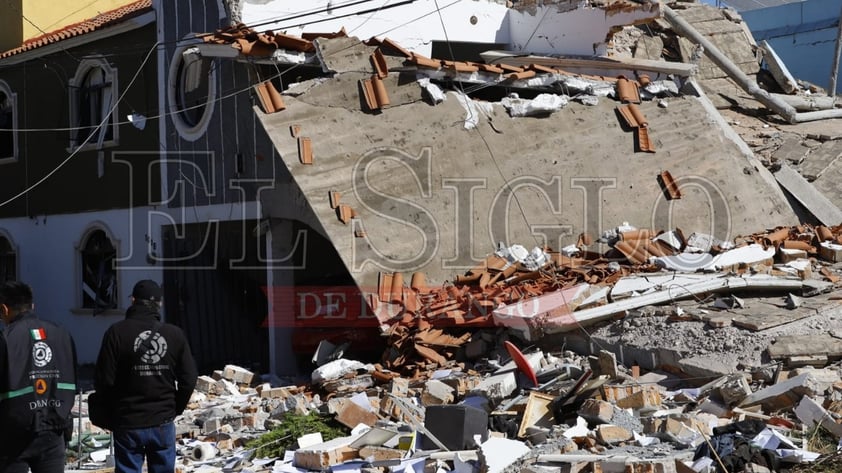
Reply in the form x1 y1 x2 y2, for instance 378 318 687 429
543 275 804 333
663 6 842 124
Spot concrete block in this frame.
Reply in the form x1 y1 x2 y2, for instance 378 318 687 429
390 377 409 397
195 375 218 394
595 424 632 445
422 379 455 405
578 399 642 433
336 400 378 429
794 396 842 438
358 446 404 461
294 436 360 470
719 374 752 406
222 364 256 385
203 417 222 434
470 372 517 403
739 373 820 411
819 242 842 262
615 387 662 410
478 437 530 473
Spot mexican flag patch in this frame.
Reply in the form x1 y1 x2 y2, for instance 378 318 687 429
30 328 46 340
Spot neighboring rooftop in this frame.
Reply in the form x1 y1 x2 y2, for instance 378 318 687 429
0 0 152 59
720 0 804 11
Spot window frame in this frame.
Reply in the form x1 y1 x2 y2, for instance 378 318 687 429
68 58 119 151
73 224 122 316
168 40 217 142
0 80 18 164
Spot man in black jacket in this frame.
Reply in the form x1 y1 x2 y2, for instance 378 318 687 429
95 279 197 473
0 281 77 473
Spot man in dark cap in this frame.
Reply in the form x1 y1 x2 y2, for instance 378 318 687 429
0 281 77 473
94 279 197 473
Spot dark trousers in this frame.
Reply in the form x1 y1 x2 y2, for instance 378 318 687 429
113 422 176 473
0 431 66 473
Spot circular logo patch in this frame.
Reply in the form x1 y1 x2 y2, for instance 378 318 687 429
133 330 168 364
32 342 53 367
34 378 48 395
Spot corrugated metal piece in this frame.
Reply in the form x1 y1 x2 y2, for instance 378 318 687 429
658 170 682 200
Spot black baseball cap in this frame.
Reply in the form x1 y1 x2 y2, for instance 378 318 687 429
131 280 162 301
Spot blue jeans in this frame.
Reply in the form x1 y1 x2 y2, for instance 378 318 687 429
0 430 66 473
113 422 176 473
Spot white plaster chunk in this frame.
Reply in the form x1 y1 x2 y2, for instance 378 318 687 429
501 93 568 117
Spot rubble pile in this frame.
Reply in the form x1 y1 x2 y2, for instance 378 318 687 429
372 222 842 375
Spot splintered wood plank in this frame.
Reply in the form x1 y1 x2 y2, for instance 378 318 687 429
768 334 842 359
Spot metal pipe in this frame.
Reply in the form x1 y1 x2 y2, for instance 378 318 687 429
829 6 842 95
662 6 798 123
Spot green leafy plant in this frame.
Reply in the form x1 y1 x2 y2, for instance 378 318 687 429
247 412 349 458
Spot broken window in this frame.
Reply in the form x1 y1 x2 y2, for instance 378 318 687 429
0 81 16 161
70 59 116 149
0 236 16 283
80 229 118 313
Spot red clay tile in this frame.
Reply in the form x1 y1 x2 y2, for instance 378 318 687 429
371 49 389 79
658 171 681 200
329 190 341 209
290 124 302 138
1 0 153 58
337 205 354 224
529 64 558 74
617 77 641 104
473 63 505 74
298 137 313 165
372 76 390 107
254 81 286 114
381 38 412 58
409 53 442 69
507 70 537 80
360 76 390 111
638 74 651 87
301 27 347 40
410 272 426 292
236 38 276 56
378 273 393 303
273 32 314 52
442 60 479 73
354 229 367 238
817 226 833 242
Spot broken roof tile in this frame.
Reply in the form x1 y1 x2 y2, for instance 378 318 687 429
409 53 442 69
617 76 642 104
301 27 347 41
329 191 341 209
371 49 389 79
360 76 390 111
658 170 682 200
254 81 286 114
442 60 479 73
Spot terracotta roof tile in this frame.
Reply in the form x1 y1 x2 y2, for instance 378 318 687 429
1 0 153 59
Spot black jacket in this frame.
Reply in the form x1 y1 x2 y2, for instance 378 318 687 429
94 303 198 429
0 312 77 444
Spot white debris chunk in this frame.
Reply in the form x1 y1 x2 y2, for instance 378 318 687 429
501 93 568 117
418 78 446 104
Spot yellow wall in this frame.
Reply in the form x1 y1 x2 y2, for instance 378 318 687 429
1 0 136 52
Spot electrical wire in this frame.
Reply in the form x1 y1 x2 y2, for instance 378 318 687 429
0 41 159 208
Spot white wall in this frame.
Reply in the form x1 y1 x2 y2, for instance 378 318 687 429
0 201 260 364
241 0 660 57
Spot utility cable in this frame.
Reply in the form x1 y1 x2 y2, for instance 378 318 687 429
0 41 159 208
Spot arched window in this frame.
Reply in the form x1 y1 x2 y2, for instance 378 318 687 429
0 80 17 162
0 235 17 283
80 228 118 312
70 58 118 149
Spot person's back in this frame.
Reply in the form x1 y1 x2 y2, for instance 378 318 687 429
94 280 197 473
0 281 77 473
